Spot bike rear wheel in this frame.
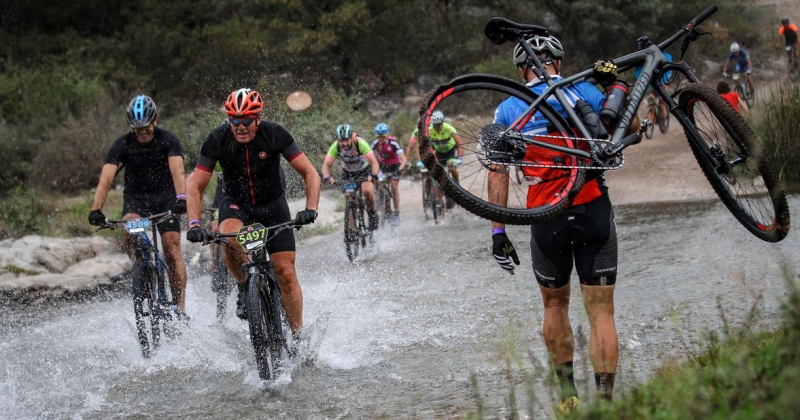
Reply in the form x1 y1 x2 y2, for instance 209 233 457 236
658 105 670 134
418 74 585 225
246 273 286 380
679 83 789 242
211 245 234 322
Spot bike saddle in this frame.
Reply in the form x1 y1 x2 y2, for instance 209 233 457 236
484 17 549 45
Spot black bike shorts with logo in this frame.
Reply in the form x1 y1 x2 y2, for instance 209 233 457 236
529 192 618 289
218 193 295 254
379 163 401 180
342 166 371 183
122 192 181 234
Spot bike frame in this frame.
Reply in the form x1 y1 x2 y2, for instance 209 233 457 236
453 6 721 169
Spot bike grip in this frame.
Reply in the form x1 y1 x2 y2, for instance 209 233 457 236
690 5 717 28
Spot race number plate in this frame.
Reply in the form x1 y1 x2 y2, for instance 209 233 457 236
342 182 357 193
124 218 151 234
732 73 740 80
237 223 268 251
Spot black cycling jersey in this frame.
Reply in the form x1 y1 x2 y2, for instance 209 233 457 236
196 121 303 206
104 127 183 195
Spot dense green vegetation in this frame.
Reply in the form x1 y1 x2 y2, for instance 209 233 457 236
755 84 800 189
0 0 783 237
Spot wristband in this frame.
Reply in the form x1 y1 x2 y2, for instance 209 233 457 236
188 219 201 227
323 175 331 181
176 194 187 200
492 228 506 235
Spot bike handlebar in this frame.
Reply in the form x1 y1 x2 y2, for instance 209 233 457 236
657 4 718 51
99 210 174 231
207 219 300 241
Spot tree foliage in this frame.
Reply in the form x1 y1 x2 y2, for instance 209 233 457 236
0 0 775 197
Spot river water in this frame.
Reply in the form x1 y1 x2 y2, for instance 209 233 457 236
2 196 798 419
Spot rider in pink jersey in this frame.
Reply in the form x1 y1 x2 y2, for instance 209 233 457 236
371 123 408 225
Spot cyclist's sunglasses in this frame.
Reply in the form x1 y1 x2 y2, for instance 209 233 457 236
132 123 154 134
230 117 256 127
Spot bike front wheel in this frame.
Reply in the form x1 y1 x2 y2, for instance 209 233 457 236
679 83 789 242
246 273 285 380
131 261 159 358
344 200 360 262
645 107 656 139
418 74 586 225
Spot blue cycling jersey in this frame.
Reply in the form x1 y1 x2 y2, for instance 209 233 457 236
494 76 606 134
727 50 751 70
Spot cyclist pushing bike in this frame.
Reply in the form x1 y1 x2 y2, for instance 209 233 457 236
185 88 321 342
723 42 755 93
88 94 190 319
488 34 639 412
321 124 381 231
371 123 408 226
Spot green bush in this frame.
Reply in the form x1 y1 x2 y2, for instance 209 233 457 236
754 84 800 189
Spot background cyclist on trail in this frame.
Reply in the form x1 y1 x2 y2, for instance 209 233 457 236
775 18 799 73
723 42 755 93
716 80 748 114
88 94 190 319
427 110 464 186
487 34 638 413
371 122 408 226
321 124 381 231
185 88 321 340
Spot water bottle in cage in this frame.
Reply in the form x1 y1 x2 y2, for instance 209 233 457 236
600 81 629 126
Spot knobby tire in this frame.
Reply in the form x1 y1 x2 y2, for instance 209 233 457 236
131 261 159 358
418 74 585 225
246 273 284 380
679 83 789 242
344 200 359 262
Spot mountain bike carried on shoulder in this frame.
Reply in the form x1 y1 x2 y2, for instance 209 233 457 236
728 72 756 107
100 211 177 358
418 5 789 242
643 93 670 139
340 180 374 261
202 207 234 322
419 166 447 224
205 220 300 381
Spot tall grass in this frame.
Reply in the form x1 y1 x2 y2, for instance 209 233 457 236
754 84 800 189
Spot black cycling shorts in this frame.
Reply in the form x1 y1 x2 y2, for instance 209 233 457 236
210 175 226 221
529 192 618 289
342 166 371 183
218 193 295 254
379 163 401 180
122 192 181 234
434 148 457 165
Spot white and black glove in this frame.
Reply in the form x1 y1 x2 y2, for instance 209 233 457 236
492 232 520 274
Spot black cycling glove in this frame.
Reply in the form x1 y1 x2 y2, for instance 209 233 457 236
186 226 210 244
88 209 106 226
295 209 318 225
171 199 187 215
492 233 520 274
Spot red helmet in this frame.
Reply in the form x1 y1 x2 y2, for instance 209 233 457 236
224 88 263 117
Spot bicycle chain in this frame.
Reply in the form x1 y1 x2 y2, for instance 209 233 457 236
484 134 625 171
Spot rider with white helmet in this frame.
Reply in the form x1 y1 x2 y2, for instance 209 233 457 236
723 42 755 93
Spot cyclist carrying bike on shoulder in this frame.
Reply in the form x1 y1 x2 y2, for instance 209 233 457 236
723 42 755 93
371 122 408 226
88 94 190 319
321 124 381 231
488 34 639 412
185 88 321 338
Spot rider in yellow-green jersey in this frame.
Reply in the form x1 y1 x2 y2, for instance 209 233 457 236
428 110 464 184
321 124 381 230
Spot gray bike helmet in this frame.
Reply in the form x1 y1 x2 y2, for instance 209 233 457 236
335 124 353 140
126 95 158 128
513 35 564 67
